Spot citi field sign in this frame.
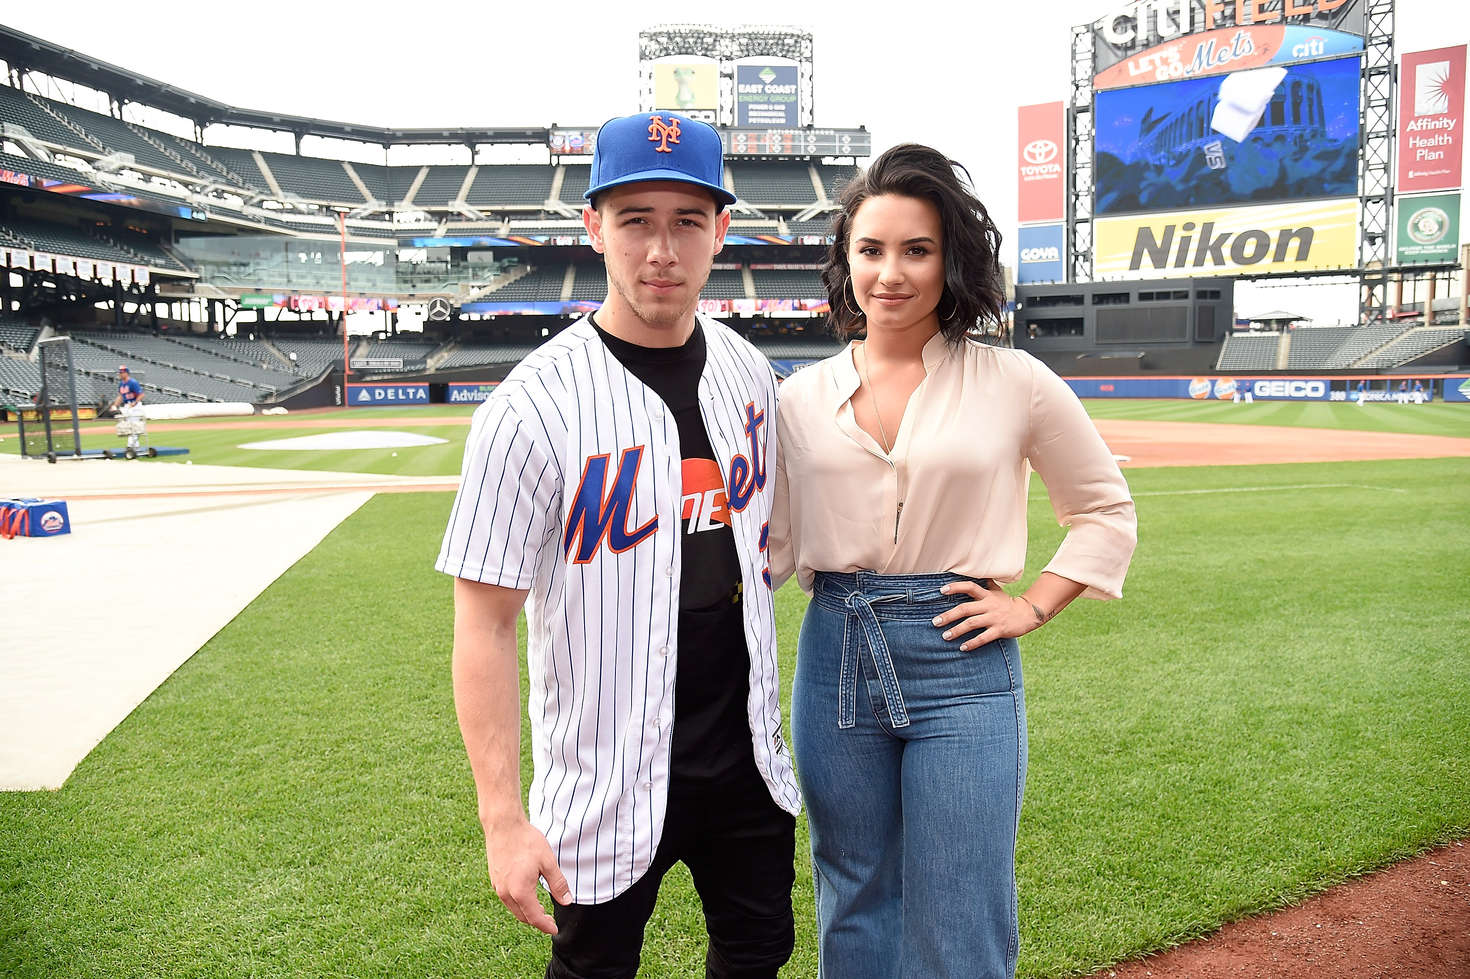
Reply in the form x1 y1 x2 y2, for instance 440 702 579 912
1091 0 1365 83
1094 199 1358 278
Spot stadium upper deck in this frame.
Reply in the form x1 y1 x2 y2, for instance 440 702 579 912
0 25 861 251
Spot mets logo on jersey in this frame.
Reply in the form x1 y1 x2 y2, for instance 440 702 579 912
563 403 770 574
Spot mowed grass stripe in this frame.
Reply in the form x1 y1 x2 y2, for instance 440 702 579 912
3 456 1467 977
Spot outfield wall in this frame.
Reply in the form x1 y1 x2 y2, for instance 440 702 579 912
1064 375 1470 402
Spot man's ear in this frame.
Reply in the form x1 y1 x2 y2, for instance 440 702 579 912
584 205 605 254
712 208 731 256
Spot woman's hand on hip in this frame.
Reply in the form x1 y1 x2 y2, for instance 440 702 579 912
932 580 1047 652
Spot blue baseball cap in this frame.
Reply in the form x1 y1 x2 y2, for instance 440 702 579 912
585 112 737 210
118 365 130 373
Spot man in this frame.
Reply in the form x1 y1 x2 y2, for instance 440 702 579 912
108 365 145 455
436 111 799 979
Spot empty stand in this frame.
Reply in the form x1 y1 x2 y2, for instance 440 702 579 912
482 263 568 301
438 344 540 369
701 269 746 299
1359 326 1469 368
566 263 606 302
751 268 825 298
414 166 473 207
258 152 364 203
818 164 859 199
467 166 554 207
559 166 592 204
728 162 816 205
1284 326 1355 368
1216 333 1281 370
0 314 41 352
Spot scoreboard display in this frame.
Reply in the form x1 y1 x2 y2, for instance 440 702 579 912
722 128 870 158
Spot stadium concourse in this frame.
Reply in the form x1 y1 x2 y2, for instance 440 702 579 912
0 450 454 791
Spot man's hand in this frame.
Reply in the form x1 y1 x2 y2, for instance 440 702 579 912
484 816 572 935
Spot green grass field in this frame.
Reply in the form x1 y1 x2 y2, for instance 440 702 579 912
3 402 1468 977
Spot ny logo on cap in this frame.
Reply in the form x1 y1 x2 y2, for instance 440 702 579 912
647 115 681 153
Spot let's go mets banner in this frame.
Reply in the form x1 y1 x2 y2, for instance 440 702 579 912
1094 198 1358 278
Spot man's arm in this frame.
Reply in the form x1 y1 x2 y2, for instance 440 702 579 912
452 576 572 935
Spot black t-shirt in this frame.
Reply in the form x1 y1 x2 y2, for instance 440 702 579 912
592 317 751 782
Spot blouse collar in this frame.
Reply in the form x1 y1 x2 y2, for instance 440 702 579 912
831 329 954 401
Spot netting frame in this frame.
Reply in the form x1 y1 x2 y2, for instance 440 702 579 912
19 336 83 462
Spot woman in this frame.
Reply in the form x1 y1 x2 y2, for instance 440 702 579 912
769 144 1137 979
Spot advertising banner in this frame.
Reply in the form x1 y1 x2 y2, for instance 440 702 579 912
1095 55 1360 216
447 382 501 404
1091 0 1365 76
736 64 800 127
1018 102 1066 224
1094 24 1364 89
654 63 718 115
1396 193 1461 264
1397 46 1466 193
1441 376 1470 403
1062 375 1330 400
1094 197 1358 278
348 383 429 406
1017 224 1067 283
549 129 599 155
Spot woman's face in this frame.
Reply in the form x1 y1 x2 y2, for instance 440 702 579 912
846 193 945 339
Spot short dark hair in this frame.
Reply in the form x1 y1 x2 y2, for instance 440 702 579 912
822 143 1005 343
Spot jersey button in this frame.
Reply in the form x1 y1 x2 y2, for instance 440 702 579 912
658 645 670 656
664 567 674 578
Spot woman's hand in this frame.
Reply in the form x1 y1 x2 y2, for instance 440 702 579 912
932 580 1048 652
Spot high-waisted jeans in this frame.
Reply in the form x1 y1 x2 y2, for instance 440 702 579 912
792 571 1027 979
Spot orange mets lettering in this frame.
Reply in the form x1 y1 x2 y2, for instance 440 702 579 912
647 115 681 153
564 447 658 564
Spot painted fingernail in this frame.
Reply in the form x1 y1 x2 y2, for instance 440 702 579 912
942 630 953 639
940 584 950 593
932 616 942 626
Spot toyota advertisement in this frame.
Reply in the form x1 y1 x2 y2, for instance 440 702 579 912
1018 102 1066 224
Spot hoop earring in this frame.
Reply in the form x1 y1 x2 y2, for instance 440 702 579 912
937 292 958 323
843 288 865 323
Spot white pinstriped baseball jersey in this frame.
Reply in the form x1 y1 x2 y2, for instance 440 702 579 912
436 313 800 905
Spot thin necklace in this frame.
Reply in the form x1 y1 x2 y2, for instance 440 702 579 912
860 345 893 454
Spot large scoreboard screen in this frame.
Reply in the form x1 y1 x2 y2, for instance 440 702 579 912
722 128 870 158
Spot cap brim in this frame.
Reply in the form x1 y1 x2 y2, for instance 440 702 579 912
584 169 737 207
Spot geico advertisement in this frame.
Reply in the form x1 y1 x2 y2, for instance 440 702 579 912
1094 198 1358 278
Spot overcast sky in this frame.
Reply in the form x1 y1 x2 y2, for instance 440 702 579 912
4 0 1467 321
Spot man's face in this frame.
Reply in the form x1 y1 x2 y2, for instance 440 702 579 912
118 370 129 383
584 181 729 335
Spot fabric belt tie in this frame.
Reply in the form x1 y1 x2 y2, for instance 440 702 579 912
840 590 910 730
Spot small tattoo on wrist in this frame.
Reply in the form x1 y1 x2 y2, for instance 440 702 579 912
1028 602 1047 625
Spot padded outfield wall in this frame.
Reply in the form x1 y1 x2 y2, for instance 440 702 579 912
1062 374 1470 402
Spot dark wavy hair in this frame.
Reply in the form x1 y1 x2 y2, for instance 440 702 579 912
822 143 1005 343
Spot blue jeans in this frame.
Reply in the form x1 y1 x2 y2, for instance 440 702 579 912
792 571 1027 979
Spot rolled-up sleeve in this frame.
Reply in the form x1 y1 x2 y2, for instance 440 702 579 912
1024 357 1137 600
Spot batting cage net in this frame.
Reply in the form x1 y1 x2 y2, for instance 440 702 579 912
20 337 84 461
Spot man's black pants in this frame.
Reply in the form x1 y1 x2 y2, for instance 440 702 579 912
545 760 796 979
